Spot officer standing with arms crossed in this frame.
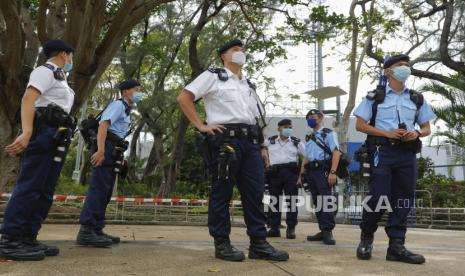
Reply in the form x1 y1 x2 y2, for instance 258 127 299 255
0 39 76 261
353 54 436 264
263 119 304 239
77 80 142 247
297 109 340 245
177 39 289 262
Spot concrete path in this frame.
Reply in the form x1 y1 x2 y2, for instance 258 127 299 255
0 223 464 275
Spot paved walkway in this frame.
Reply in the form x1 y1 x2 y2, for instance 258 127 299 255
0 223 464 275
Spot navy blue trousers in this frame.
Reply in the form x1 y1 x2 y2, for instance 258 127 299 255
207 137 267 238
267 166 299 228
79 139 116 231
1 123 64 238
306 168 335 231
360 146 417 238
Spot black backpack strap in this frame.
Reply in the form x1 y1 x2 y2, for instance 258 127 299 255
118 98 131 116
308 134 333 156
268 135 278 144
409 89 424 125
247 79 257 91
365 86 386 127
290 136 300 148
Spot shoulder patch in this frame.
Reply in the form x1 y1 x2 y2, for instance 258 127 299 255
207 67 228 81
268 135 278 144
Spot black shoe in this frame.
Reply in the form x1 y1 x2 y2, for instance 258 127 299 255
95 230 120 244
357 233 373 260
22 236 59 256
386 238 425 264
214 237 245 262
307 231 324 241
0 235 45 261
286 227 296 239
76 226 113 247
249 238 289 261
322 231 336 245
267 228 281 238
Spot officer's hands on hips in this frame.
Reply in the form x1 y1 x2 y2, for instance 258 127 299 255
5 131 32 156
198 124 226 135
91 150 105 167
384 128 407 140
327 173 337 186
401 131 419 142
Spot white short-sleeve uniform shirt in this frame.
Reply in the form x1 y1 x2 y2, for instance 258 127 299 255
27 61 75 114
184 68 263 125
265 137 305 166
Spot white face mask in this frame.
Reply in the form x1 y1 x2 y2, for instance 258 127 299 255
231 51 246 66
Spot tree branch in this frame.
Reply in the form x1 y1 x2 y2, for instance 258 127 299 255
37 0 49 44
439 0 465 75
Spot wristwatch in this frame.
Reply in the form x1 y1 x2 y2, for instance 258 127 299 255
415 129 423 137
330 170 337 175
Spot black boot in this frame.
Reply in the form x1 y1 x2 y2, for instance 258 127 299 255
0 234 45 261
307 231 324 241
22 235 59 256
214 237 245 262
322 231 336 245
76 225 113 247
267 227 281 237
249 238 289 261
386 238 425 264
95 229 120 244
357 232 373 260
286 227 296 239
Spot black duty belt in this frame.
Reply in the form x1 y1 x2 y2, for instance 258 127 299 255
305 159 331 171
366 136 421 151
36 106 76 129
106 131 128 148
269 162 298 174
220 124 260 141
270 162 298 170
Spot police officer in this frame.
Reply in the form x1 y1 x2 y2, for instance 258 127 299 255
77 80 142 247
177 39 289 262
297 109 340 245
353 54 436 264
263 119 304 239
0 39 76 261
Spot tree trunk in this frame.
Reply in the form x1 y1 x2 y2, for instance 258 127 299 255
127 122 144 183
0 108 19 191
157 115 189 197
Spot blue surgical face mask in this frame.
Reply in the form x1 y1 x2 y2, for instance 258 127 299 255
307 119 317 128
392 66 411 82
282 128 293 137
131 92 143 104
64 61 73 72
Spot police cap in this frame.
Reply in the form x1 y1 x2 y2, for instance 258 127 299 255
43 39 75 58
306 109 323 118
119 80 141 91
383 54 410 69
278 119 292 126
218 39 243 55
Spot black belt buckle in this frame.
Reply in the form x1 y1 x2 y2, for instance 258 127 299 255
241 127 248 137
229 129 236 138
